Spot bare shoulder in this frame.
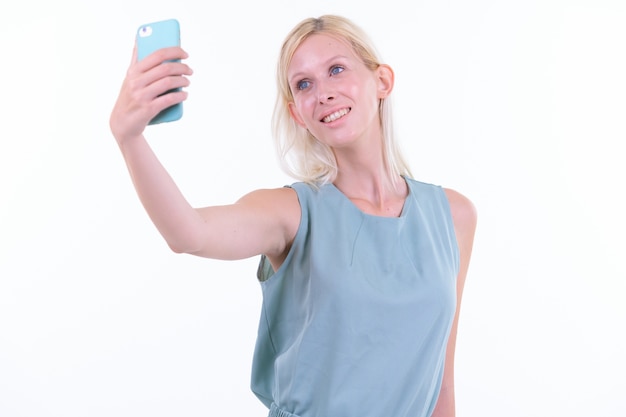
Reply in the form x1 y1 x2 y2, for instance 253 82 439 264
237 186 301 241
235 186 301 268
443 187 478 242
236 186 300 216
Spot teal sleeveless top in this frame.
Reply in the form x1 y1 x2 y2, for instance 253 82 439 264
251 178 459 417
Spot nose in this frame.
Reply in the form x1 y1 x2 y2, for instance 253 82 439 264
317 81 335 104
319 93 335 104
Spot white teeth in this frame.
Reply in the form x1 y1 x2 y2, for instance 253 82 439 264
322 108 350 123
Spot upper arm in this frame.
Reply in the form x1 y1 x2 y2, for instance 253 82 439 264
432 188 477 416
445 188 478 267
186 187 301 261
444 187 477 357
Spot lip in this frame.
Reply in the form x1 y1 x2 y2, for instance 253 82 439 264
319 107 351 123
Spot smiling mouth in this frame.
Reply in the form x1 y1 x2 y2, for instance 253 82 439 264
321 108 351 123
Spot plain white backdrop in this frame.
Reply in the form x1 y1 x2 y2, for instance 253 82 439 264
1 0 624 416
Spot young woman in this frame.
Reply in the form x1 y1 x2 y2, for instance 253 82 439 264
110 14 476 417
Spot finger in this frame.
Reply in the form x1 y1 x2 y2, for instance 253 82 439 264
126 58 191 96
130 41 138 65
128 60 191 93
143 89 188 123
141 61 193 88
152 89 189 113
144 74 191 102
136 46 189 72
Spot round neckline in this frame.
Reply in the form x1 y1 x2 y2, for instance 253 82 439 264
327 177 412 220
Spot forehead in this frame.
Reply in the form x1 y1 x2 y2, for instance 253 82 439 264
288 33 356 75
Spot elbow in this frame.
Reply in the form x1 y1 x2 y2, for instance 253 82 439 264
167 242 188 254
165 234 203 255
167 240 203 255
159 218 208 255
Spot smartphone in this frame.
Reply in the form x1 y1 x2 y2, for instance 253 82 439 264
136 18 183 125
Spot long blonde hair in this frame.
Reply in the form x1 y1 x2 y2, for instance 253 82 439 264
272 15 412 187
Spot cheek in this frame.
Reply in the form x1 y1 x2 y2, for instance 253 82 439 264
294 96 317 121
301 93 317 109
289 97 315 128
357 80 381 112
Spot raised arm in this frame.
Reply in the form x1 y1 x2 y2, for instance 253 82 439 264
109 45 300 264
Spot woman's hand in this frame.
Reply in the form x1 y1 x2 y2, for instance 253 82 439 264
109 45 192 145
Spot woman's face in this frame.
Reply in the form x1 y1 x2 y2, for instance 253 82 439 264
286 33 393 149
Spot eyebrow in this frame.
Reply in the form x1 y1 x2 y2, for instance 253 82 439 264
288 54 351 84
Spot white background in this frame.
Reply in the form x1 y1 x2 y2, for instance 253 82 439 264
1 0 625 416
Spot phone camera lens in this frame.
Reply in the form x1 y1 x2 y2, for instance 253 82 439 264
139 26 152 37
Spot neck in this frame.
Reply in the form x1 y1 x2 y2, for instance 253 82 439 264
332 146 407 217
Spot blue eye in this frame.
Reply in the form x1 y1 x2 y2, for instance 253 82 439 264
330 66 344 75
296 80 310 91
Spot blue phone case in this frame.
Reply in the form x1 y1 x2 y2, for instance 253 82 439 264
136 19 183 125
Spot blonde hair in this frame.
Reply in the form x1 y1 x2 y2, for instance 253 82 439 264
272 15 412 186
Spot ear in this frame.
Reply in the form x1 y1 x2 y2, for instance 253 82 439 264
288 101 307 128
376 64 394 99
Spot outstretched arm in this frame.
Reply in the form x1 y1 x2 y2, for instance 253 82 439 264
109 44 299 263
